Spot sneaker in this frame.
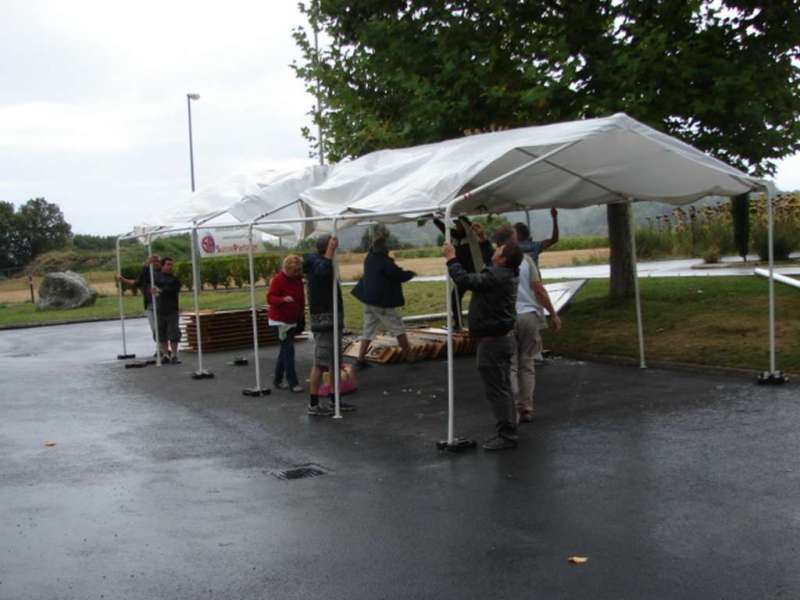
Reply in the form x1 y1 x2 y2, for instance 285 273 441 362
290 385 304 393
336 400 357 413
170 355 180 365
482 435 518 451
275 382 289 390
307 404 334 417
518 411 534 424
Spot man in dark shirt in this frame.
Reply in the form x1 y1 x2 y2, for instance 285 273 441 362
444 239 523 451
153 256 182 364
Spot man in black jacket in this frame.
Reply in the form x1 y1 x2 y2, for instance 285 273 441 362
154 256 182 364
444 239 523 451
303 235 355 416
351 235 416 368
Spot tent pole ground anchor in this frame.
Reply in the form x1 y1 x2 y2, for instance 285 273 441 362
758 371 788 385
124 361 149 369
191 370 215 380
242 387 271 397
436 438 477 452
117 353 136 360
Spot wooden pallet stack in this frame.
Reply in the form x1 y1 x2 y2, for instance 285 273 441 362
343 328 476 364
180 308 281 353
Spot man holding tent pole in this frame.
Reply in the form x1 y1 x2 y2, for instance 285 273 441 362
303 235 356 416
444 238 523 451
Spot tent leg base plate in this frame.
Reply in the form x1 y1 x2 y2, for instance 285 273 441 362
758 371 788 385
192 370 215 380
242 387 271 397
117 353 136 360
436 438 477 452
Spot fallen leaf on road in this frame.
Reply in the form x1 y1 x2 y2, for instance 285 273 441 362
44 442 56 447
568 556 588 564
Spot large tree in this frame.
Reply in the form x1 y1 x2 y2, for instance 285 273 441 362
294 0 800 298
0 198 72 270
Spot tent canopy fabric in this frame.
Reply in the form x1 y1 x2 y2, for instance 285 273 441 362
298 113 768 224
139 164 331 239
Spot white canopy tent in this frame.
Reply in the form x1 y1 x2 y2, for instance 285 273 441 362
251 113 778 448
117 113 783 449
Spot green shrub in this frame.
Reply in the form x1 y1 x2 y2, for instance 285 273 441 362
254 255 281 282
230 258 250 288
635 227 674 259
174 261 194 291
202 259 229 290
120 264 141 295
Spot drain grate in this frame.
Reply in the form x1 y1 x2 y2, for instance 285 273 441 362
272 463 327 481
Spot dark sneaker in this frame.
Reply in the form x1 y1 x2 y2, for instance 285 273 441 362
275 382 289 390
482 435 518 451
170 355 180 365
518 411 534 424
307 404 334 417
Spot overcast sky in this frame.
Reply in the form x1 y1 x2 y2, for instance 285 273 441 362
2 0 799 236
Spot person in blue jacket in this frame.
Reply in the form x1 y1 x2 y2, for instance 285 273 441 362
351 235 416 368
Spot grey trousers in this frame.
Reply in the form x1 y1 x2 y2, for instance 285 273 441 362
476 334 517 438
510 312 544 416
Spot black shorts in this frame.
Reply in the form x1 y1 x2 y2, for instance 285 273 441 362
157 312 181 343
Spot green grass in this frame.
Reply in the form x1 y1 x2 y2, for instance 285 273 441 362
3 277 797 374
0 282 449 331
545 276 800 373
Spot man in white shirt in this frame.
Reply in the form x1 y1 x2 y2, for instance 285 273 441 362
494 225 562 423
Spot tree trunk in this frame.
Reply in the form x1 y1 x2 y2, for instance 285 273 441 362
607 203 635 301
731 193 749 262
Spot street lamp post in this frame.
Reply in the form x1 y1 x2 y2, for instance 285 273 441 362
186 93 200 191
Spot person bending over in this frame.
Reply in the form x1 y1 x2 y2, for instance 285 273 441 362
351 235 416 368
154 256 182 364
514 208 559 265
267 254 306 392
303 235 356 416
444 239 523 451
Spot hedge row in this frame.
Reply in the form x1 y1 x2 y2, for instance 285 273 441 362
120 254 283 294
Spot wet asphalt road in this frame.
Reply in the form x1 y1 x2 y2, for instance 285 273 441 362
1 320 799 599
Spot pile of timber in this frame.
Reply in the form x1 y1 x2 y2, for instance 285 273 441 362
180 308 282 353
343 328 476 364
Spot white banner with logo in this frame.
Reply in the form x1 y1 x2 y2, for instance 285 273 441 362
198 228 260 257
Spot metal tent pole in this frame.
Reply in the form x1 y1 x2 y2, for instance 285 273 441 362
628 201 646 368
332 218 342 419
759 191 786 384
190 225 213 379
115 236 135 359
242 223 270 396
147 235 162 367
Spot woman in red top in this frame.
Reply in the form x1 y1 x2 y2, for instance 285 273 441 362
267 255 306 392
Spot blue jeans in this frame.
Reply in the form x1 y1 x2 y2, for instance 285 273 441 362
274 332 298 387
